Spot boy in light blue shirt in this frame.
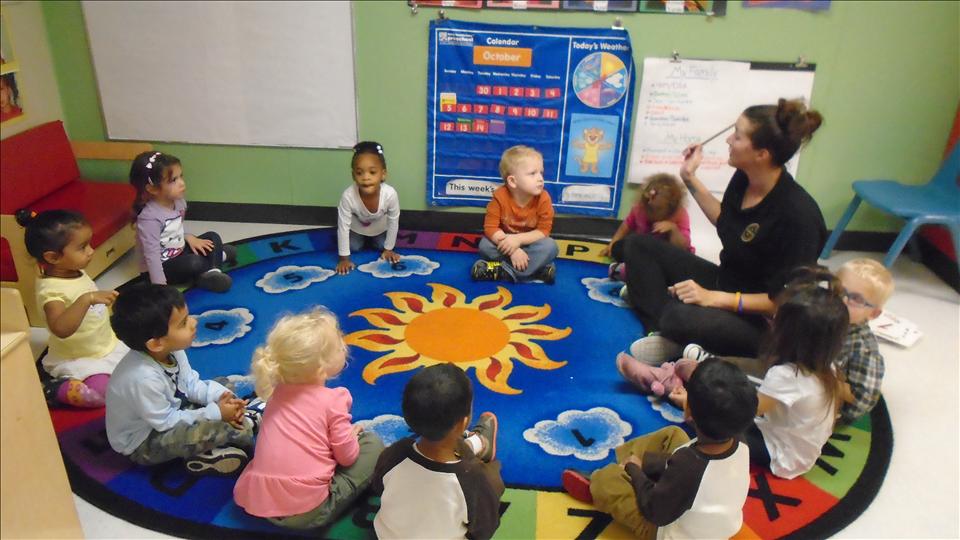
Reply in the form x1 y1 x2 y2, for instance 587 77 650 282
105 284 254 475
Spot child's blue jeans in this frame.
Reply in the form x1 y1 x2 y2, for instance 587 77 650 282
349 230 387 254
478 236 558 282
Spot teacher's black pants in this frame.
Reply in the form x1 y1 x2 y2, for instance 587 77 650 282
613 233 767 357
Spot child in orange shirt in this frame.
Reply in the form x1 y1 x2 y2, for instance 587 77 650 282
471 145 558 284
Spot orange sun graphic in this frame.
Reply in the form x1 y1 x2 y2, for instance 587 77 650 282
345 283 572 395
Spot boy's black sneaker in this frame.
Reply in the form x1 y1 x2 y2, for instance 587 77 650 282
537 263 556 285
471 260 502 282
185 446 249 476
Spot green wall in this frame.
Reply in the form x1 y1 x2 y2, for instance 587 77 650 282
41 0 959 231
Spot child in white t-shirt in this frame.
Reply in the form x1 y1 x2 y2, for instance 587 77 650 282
671 268 849 479
336 141 401 274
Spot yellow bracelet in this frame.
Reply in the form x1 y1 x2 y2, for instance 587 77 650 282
735 291 743 314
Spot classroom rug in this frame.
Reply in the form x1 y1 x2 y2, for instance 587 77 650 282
50 228 892 539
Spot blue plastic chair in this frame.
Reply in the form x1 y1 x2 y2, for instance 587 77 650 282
821 144 960 267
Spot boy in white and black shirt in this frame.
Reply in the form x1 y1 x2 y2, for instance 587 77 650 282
372 364 503 540
563 359 758 539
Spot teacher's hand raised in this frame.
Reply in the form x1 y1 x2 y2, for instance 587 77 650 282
679 143 703 186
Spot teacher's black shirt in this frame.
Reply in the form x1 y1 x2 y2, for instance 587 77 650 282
716 169 827 297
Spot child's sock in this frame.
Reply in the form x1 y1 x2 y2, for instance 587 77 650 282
83 373 110 396
57 379 105 408
464 432 484 455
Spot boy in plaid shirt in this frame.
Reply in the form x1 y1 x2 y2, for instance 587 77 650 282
835 259 894 424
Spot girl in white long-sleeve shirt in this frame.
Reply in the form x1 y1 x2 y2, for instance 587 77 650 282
336 141 401 274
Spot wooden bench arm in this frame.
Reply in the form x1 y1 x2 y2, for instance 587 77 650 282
70 140 153 161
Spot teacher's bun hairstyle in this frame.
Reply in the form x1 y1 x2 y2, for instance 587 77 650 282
743 98 823 167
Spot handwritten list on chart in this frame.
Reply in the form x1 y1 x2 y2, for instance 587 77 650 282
628 58 814 193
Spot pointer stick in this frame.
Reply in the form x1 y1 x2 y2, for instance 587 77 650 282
700 123 735 146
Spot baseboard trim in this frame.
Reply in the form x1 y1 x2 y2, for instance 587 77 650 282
188 201 959 291
916 236 960 292
187 201 620 239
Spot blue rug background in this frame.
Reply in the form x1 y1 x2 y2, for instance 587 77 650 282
182 229 678 490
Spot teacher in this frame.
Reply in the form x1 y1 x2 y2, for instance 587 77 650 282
614 98 827 362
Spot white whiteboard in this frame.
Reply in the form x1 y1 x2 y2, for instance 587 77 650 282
82 1 358 149
628 57 815 193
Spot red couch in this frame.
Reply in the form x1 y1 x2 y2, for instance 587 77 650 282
0 120 149 325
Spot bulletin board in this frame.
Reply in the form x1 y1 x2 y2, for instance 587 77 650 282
426 19 636 217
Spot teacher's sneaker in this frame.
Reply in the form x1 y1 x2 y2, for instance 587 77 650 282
185 446 248 476
682 343 715 363
629 333 682 367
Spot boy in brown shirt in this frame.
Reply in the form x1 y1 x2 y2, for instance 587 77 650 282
472 145 559 284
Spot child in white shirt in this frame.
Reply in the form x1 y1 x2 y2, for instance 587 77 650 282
672 269 848 479
336 141 401 274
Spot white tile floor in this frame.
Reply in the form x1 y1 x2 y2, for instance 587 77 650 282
28 220 959 539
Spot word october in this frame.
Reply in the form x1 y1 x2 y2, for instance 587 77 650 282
473 37 532 68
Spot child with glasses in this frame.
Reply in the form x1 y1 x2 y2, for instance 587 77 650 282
336 141 401 275
834 258 893 424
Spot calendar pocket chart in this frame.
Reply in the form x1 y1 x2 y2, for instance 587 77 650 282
427 20 635 217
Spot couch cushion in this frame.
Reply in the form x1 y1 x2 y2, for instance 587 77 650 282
0 120 81 214
0 180 135 282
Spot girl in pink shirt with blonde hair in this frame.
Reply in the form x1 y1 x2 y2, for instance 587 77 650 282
233 308 383 529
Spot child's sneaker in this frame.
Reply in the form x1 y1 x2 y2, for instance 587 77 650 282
682 343 714 363
562 469 593 504
246 396 266 414
223 244 238 265
471 260 502 282
608 262 625 281
184 446 249 476
243 408 263 435
42 377 71 408
537 263 556 285
469 411 498 462
196 269 232 293
629 333 682 366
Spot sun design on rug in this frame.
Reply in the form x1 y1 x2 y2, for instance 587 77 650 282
346 283 571 395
